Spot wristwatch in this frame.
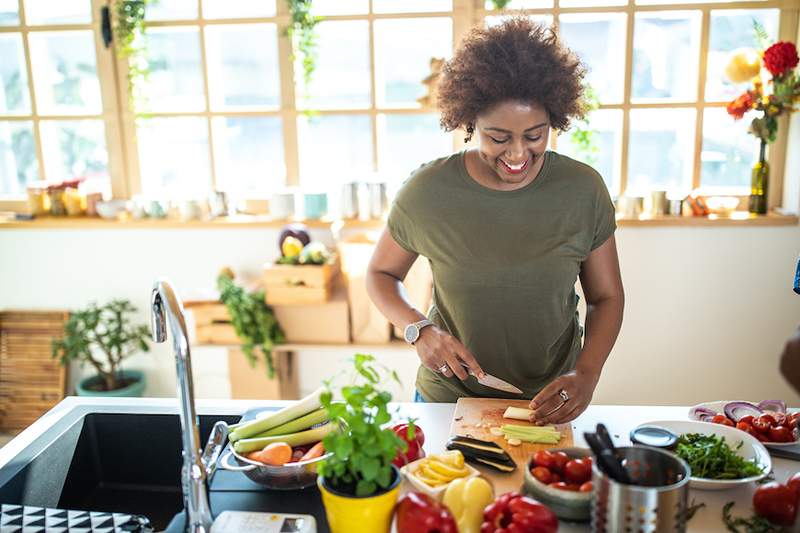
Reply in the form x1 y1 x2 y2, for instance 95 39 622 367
403 319 434 344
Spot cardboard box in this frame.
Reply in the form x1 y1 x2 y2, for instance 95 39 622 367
227 348 298 400
393 256 433 339
273 284 350 344
339 240 392 344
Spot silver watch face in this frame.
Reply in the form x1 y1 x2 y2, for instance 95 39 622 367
404 324 419 343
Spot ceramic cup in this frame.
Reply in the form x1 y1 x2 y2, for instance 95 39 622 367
271 191 296 219
303 192 328 220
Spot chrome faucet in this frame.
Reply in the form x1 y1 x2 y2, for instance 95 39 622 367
151 279 214 533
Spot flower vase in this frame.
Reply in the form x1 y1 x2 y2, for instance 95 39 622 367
749 140 769 215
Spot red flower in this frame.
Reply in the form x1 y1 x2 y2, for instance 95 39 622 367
727 91 753 119
763 41 799 77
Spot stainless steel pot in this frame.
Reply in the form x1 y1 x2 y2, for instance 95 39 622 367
219 448 332 490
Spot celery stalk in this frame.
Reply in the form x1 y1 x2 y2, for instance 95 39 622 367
229 386 325 442
233 422 336 454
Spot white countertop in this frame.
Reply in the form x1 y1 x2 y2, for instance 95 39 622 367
1 398 794 532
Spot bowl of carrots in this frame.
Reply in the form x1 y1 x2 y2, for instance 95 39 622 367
220 439 331 490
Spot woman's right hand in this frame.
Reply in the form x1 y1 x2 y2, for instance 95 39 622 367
414 326 485 381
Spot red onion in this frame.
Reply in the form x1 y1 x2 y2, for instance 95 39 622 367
690 406 718 421
724 401 763 422
757 400 786 414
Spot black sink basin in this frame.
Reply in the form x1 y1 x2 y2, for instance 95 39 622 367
0 412 239 531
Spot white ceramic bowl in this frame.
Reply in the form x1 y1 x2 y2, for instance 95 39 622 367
634 419 771 490
688 400 799 448
400 456 480 501
95 200 129 220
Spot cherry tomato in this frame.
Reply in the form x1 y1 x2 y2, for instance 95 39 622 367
531 466 553 484
549 472 562 483
549 481 578 491
736 421 754 433
533 450 556 470
753 414 776 434
753 482 799 526
551 451 569 475
787 413 800 430
579 481 593 493
769 426 794 443
773 413 787 426
737 415 755 426
787 473 800 499
564 459 593 485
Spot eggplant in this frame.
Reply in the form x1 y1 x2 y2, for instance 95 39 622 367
446 435 517 472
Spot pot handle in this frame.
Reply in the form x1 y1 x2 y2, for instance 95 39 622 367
219 450 257 472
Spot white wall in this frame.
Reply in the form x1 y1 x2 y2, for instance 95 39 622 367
1 224 799 406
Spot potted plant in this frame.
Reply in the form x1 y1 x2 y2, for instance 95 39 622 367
52 299 150 397
316 354 412 533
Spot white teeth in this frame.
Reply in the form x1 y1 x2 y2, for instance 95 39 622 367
503 160 526 170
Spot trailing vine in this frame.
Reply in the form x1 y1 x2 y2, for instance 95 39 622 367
217 268 285 379
286 0 321 102
570 83 601 167
489 0 514 9
113 0 152 113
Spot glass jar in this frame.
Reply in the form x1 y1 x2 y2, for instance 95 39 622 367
47 184 67 216
26 181 50 216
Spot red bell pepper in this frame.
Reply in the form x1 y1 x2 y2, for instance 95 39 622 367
480 492 558 533
391 422 425 467
395 492 458 533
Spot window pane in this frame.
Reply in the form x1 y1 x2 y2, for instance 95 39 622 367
374 0 451 13
313 0 368 15
627 108 695 196
706 10 779 102
144 28 204 112
137 117 211 198
24 0 90 24
205 24 280 110
202 0 276 18
212 116 284 197
297 21 370 109
0 0 19 25
700 108 757 191
560 0 626 8
28 31 102 115
378 114 452 181
557 109 623 195
559 13 626 105
145 0 197 21
0 121 38 196
485 0 552 8
298 115 371 190
0 34 31 114
40 120 108 186
486 14 553 28
374 18 452 108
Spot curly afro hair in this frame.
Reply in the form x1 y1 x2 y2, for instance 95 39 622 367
437 17 587 142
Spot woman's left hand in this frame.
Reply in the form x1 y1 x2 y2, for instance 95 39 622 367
528 368 600 425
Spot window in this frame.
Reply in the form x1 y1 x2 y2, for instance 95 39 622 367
0 0 795 212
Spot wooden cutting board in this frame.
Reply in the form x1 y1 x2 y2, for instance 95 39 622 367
448 398 574 495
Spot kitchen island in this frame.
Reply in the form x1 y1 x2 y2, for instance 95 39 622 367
0 397 791 532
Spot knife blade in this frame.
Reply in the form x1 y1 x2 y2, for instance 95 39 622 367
458 362 523 394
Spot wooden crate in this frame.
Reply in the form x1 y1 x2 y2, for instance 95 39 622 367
263 257 340 305
195 323 240 345
0 310 68 431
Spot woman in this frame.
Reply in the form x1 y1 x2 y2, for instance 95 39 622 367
366 17 624 425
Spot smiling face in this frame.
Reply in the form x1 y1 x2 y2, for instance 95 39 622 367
473 100 551 190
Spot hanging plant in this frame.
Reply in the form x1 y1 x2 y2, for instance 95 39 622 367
570 83 601 167
113 0 152 113
286 0 322 102
489 0 514 9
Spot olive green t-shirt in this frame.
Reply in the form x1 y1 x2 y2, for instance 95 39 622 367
388 149 616 403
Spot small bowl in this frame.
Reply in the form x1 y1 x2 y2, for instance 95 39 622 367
400 456 480 501
95 200 129 220
220 447 333 490
523 447 592 522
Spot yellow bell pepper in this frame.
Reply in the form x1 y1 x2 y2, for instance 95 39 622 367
442 477 494 533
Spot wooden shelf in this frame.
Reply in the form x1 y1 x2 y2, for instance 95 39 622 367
0 215 387 230
617 212 797 227
195 340 412 352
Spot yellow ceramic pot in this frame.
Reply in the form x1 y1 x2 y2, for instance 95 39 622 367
317 467 401 533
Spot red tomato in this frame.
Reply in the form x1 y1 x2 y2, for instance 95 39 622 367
533 450 556 470
579 481 593 493
787 472 800 499
754 415 776 434
551 451 569 474
753 482 799 526
564 459 593 485
549 472 562 483
531 466 552 484
769 426 794 443
773 413 787 426
738 415 756 426
548 481 578 491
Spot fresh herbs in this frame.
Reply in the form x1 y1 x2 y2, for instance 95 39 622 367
722 502 787 533
317 354 408 497
675 433 764 480
216 269 285 378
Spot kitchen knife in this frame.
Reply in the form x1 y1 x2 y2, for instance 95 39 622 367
458 362 523 394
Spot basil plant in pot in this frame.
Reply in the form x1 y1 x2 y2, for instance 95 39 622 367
316 353 415 533
52 299 150 397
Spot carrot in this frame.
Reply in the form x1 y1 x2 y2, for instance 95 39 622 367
299 441 325 462
259 442 293 466
246 451 263 462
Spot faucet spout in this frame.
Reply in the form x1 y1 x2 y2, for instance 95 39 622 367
150 279 213 533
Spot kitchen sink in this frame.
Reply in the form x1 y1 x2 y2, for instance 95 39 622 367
0 411 239 531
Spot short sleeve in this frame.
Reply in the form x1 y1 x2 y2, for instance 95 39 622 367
386 200 418 254
591 181 617 250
